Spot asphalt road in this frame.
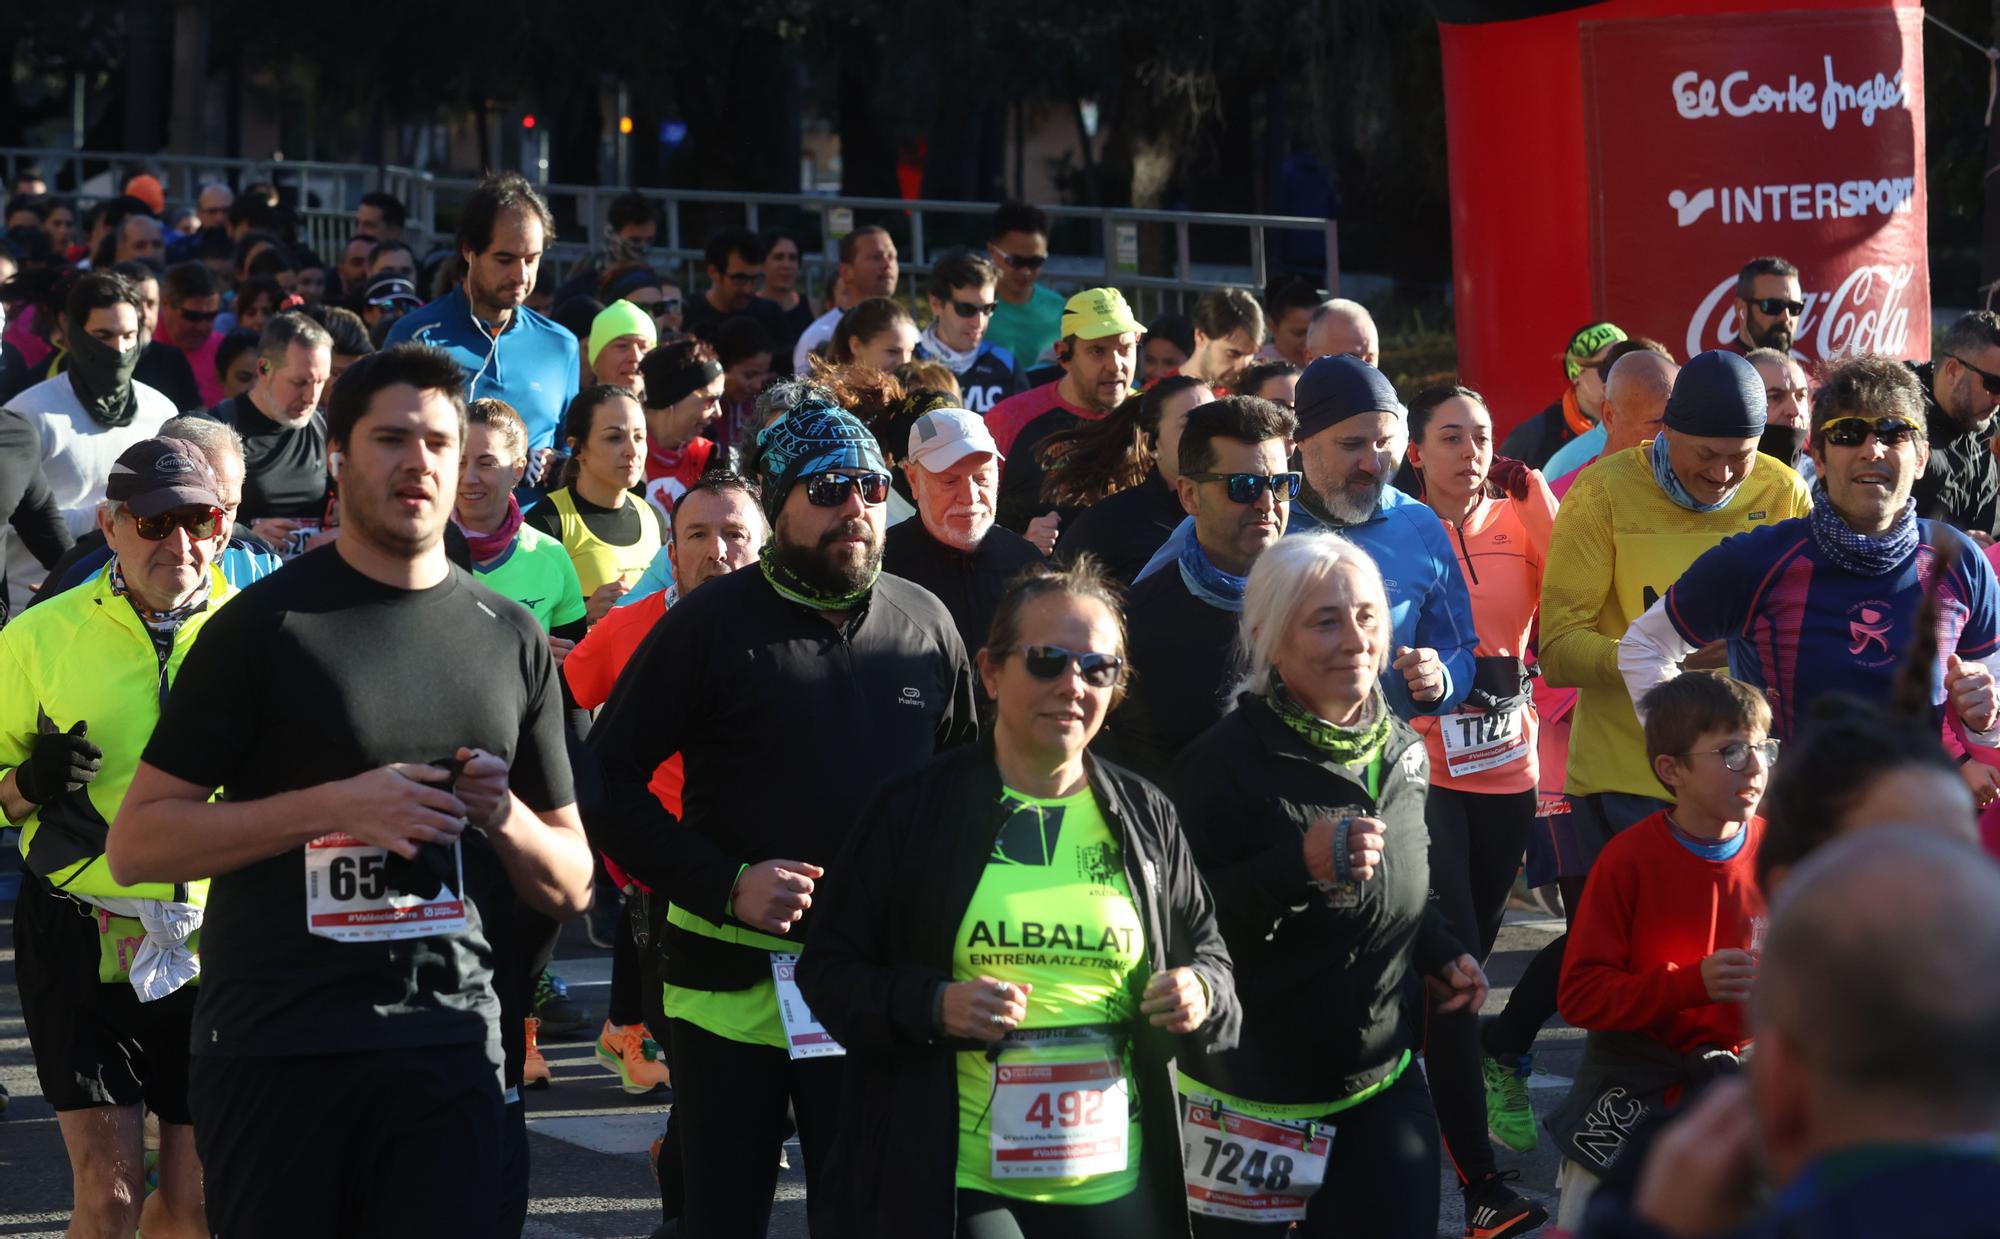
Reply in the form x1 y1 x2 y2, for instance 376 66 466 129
0 901 1575 1238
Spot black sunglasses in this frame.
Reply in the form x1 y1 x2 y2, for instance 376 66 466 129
1818 416 1923 448
952 300 998 318
1949 353 2000 397
1011 644 1125 688
131 506 223 541
1185 471 1302 504
648 298 682 317
805 471 891 507
995 251 1047 271
178 308 219 323
1751 297 1805 318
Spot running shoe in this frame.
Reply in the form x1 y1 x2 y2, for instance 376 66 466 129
586 889 624 950
596 1020 671 1094
1464 1170 1549 1239
1483 1051 1539 1153
524 1017 551 1089
533 968 590 1036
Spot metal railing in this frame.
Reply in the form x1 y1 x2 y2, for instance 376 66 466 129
2 146 1340 318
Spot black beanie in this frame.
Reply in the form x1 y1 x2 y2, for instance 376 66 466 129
1295 353 1404 440
1663 350 1767 439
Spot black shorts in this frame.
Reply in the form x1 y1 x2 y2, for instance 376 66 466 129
190 1041 503 1239
13 873 197 1123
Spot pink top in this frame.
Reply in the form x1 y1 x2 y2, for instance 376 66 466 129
160 326 225 408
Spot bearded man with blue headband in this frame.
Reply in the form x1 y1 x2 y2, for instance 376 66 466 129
587 378 980 1235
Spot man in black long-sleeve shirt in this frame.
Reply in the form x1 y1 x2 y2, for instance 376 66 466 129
883 407 1042 658
590 387 976 1237
1106 396 1298 782
1910 312 2000 538
0 407 72 619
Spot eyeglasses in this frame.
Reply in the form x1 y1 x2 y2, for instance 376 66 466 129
1185 471 1302 504
805 471 891 507
993 250 1047 271
130 506 223 541
1751 297 1805 318
1949 354 2000 397
952 300 998 318
649 298 682 318
725 271 764 286
1010 644 1125 688
1818 416 1923 448
1683 738 1780 773
178 308 219 323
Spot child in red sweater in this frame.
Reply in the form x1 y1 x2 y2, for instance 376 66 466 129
1547 672 1771 1230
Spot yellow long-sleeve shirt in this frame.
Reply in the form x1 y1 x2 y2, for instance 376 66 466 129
1538 443 1811 798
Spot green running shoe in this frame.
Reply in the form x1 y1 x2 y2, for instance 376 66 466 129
1483 1052 1538 1154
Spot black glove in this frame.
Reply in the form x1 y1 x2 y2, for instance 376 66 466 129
17 720 103 805
1464 656 1532 716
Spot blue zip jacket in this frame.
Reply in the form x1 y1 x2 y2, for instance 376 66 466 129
1136 484 1477 718
386 287 581 455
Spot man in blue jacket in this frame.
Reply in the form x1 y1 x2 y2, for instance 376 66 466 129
1292 354 1478 717
387 172 580 484
1135 353 1477 719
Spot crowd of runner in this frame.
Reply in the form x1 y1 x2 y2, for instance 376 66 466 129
3 161 2000 1239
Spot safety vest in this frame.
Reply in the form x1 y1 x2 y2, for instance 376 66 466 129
0 562 233 901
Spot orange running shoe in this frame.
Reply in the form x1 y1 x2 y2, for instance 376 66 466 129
595 1020 670 1094
524 1017 552 1089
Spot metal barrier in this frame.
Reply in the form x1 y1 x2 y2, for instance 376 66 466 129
2 146 1339 317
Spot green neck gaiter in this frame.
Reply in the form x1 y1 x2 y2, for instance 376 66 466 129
759 540 879 612
1267 674 1392 767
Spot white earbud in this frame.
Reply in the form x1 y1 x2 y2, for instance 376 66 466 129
328 450 343 481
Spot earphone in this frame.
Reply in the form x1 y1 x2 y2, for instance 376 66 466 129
328 451 343 481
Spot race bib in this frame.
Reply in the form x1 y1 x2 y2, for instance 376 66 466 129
1440 704 1529 777
96 910 148 985
303 833 467 942
1181 1095 1331 1224
990 1052 1130 1180
770 952 846 1060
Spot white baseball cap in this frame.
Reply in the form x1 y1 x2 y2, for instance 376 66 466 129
906 408 1003 472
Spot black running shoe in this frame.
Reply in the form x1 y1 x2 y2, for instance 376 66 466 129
1464 1171 1549 1238
533 968 591 1036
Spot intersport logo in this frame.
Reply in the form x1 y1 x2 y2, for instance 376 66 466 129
1683 263 1916 360
1667 176 1915 228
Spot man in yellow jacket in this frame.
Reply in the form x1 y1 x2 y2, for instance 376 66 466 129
0 437 234 1238
1477 350 1812 1134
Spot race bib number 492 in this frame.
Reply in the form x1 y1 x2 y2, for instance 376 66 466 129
304 833 467 943
990 1056 1129 1180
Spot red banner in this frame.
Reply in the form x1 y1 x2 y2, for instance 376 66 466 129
1581 7 1928 366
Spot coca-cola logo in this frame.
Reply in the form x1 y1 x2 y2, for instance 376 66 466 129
1683 263 1916 361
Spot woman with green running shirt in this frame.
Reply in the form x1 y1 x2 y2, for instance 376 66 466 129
1167 531 1493 1238
797 557 1238 1238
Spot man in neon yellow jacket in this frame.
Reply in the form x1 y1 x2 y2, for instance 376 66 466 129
0 436 234 1238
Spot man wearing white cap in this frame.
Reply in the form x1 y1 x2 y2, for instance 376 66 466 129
883 407 1045 657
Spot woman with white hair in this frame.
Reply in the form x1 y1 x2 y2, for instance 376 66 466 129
1167 530 1491 1238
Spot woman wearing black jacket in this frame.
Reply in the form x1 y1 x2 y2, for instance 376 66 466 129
1168 531 1496 1238
797 558 1239 1238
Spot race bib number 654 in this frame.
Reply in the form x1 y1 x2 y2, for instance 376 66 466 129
304 833 467 943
